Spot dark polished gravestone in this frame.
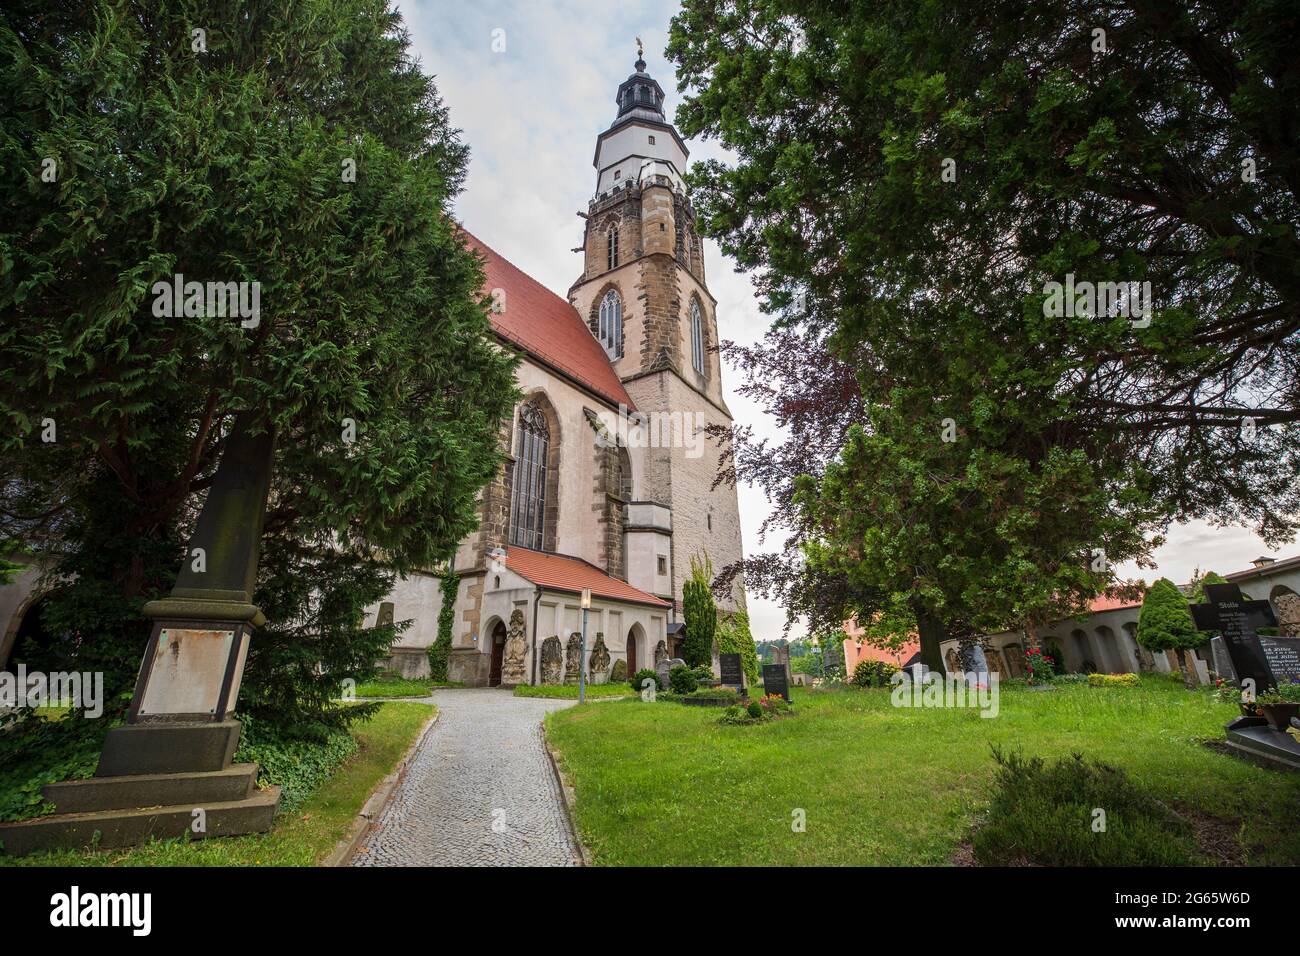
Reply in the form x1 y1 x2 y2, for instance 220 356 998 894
1189 583 1279 692
1212 633 1300 685
762 663 790 703
1192 583 1300 772
719 652 745 694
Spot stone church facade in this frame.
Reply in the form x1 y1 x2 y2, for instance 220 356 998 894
375 54 746 686
0 55 747 689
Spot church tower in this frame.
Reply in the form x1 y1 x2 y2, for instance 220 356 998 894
569 49 745 616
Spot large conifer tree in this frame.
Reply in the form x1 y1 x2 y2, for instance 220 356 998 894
0 0 519 728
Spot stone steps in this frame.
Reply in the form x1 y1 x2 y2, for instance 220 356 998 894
42 763 259 814
0 784 280 857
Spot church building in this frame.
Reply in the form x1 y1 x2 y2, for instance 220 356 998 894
374 53 747 687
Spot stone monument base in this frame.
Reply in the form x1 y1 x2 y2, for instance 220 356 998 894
1223 715 1300 772
0 721 280 856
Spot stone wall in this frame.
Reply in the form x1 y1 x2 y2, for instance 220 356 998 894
624 371 746 613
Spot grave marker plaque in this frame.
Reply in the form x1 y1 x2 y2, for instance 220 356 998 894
719 652 744 690
762 663 790 702
1261 635 1300 684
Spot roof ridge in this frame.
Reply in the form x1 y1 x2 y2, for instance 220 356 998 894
458 227 635 411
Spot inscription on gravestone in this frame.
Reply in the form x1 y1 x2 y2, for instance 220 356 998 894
762 663 790 702
720 653 744 690
1189 583 1278 691
1261 635 1300 684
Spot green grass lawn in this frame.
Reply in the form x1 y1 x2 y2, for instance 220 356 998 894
515 682 634 699
354 675 462 697
544 678 1300 866
0 701 434 867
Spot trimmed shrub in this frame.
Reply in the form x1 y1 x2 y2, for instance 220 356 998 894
716 609 760 686
631 668 661 692
1088 673 1140 688
685 687 740 701
972 748 1196 866
1137 577 1202 689
669 664 699 695
746 699 764 719
852 659 899 688
682 553 717 668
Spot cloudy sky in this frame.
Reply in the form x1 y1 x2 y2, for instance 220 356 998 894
398 0 1288 639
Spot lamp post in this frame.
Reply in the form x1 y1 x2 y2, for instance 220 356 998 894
579 588 591 704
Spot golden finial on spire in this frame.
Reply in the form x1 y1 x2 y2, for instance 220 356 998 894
636 36 644 58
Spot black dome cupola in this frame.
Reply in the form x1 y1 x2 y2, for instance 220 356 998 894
614 53 665 124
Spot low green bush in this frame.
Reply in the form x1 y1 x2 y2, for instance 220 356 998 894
0 708 113 822
1088 672 1140 688
1051 673 1090 685
684 687 740 701
851 659 899 688
669 664 698 695
631 668 662 692
233 715 359 812
972 748 1196 866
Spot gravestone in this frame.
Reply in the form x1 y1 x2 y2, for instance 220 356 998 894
588 633 611 684
540 636 563 684
0 411 280 855
719 652 744 691
762 663 790 702
1189 583 1279 690
501 609 528 686
657 656 685 690
1261 635 1300 684
1210 636 1236 681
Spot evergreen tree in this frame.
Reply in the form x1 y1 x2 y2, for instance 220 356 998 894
667 0 1300 670
1137 578 1202 690
0 0 519 729
682 553 717 669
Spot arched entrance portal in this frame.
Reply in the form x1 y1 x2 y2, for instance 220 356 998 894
626 622 646 678
488 620 507 687
3 592 66 672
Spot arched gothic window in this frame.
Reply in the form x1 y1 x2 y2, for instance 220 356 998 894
690 299 705 374
598 289 623 359
509 403 550 550
607 226 619 270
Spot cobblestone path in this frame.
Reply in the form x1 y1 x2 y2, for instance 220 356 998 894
349 688 580 867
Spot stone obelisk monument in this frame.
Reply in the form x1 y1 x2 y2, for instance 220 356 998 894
0 412 282 855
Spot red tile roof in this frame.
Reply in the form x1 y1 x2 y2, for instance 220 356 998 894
461 230 635 411
506 547 670 607
1086 592 1143 613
